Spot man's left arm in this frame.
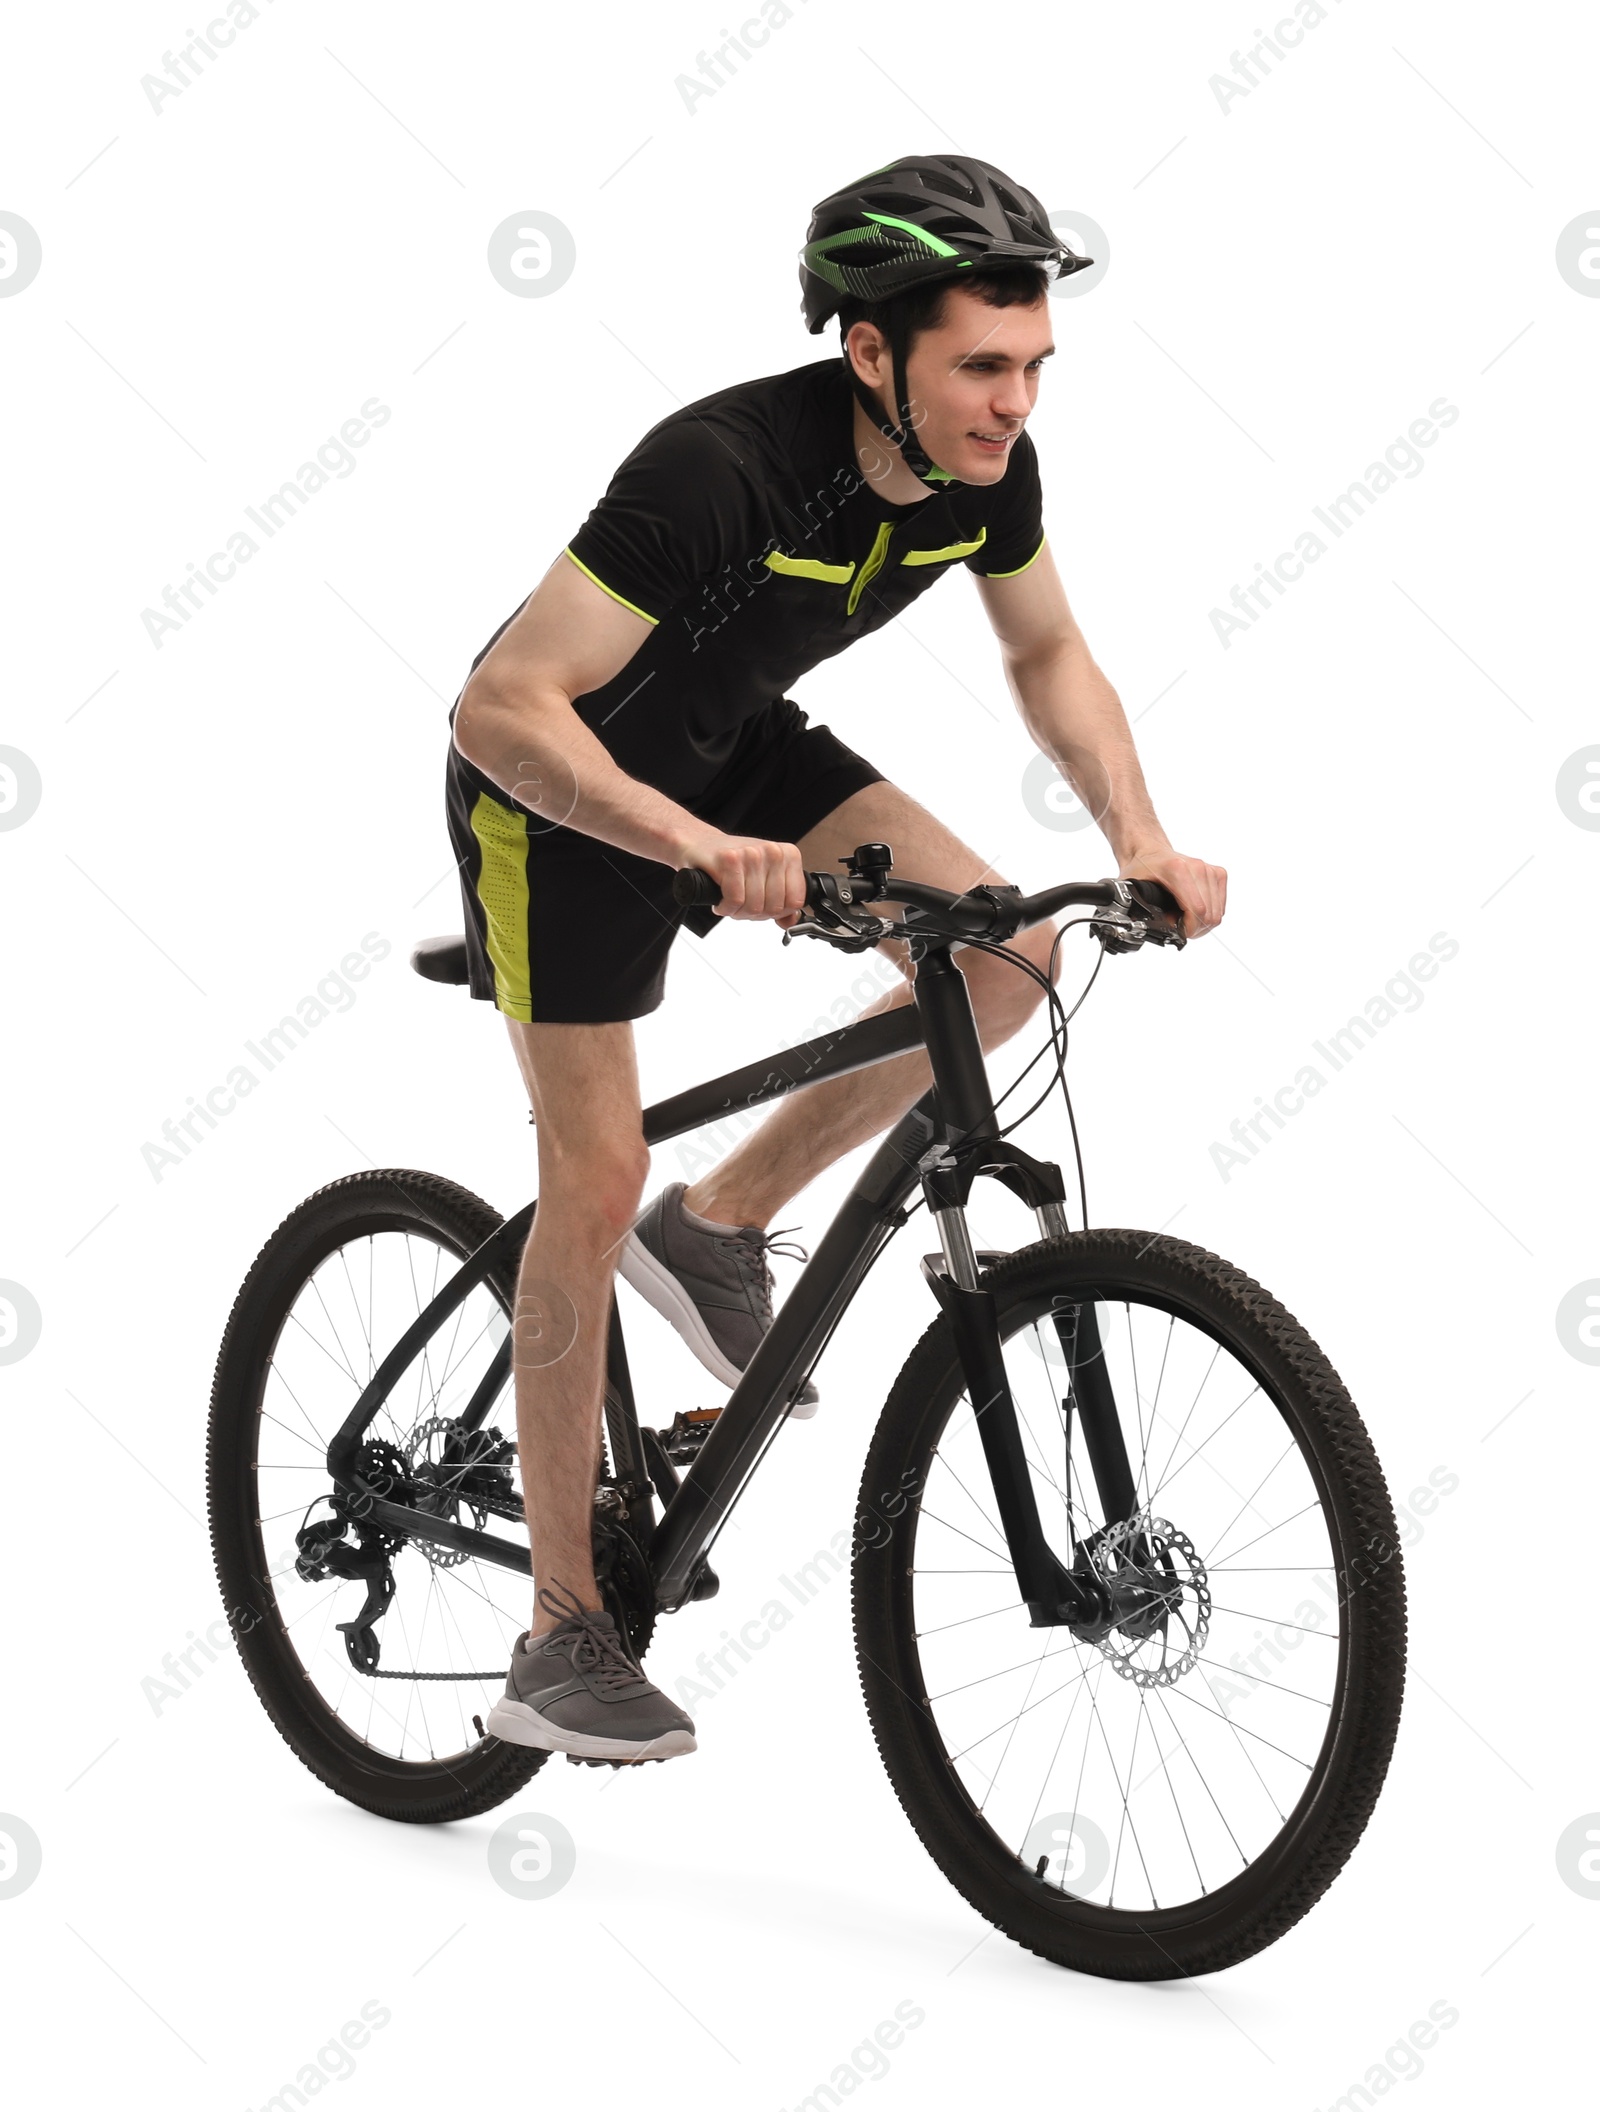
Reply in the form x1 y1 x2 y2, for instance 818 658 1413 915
974 544 1227 938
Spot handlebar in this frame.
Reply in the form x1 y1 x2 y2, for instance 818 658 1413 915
671 866 739 912
670 845 1186 954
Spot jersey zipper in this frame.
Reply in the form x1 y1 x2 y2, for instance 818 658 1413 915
846 520 895 616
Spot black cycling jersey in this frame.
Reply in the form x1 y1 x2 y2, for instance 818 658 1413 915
453 355 1045 807
444 355 1047 1023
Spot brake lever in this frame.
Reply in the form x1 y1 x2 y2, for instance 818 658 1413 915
1090 907 1146 954
1091 879 1187 954
781 909 894 955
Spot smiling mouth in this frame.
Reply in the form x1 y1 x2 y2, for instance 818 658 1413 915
969 429 1019 448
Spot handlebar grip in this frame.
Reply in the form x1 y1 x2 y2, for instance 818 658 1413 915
1126 877 1183 925
1125 877 1179 916
671 867 722 910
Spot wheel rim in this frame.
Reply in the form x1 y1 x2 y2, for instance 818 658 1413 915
249 1224 527 1766
908 1287 1347 1920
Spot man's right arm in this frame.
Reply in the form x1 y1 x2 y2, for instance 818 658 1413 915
451 553 806 922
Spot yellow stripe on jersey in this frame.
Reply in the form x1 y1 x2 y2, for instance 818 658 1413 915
900 527 987 566
563 549 659 625
763 550 857 583
847 520 895 615
981 534 1047 580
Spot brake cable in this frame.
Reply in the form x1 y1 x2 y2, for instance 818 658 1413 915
933 916 1104 1230
782 882 1160 1234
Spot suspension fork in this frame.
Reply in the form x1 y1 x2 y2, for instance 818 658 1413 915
1048 1294 1140 1532
923 1204 1143 1622
912 946 1112 1627
919 1251 1082 1626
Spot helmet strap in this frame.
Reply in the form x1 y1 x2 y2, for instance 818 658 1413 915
844 305 954 490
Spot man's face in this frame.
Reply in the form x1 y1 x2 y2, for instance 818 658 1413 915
851 283 1055 486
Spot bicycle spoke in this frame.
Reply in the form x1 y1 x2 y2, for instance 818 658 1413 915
285 1297 363 1390
1020 1650 1097 1875
947 1653 1097 1764
258 1408 325 1456
928 1448 1006 1546
915 1506 1012 1567
1151 1684 1249 1867
1200 1439 1300 1567
1144 1385 1265 1518
335 1243 374 1383
1190 1652 1329 1708
1143 1340 1224 1503
916 1599 1025 1640
929 1641 1077 1705
1133 1314 1176 1516
1205 1498 1323 1571
1207 1602 1338 1636
978 1633 1062 1814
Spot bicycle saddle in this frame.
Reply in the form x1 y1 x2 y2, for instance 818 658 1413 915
410 935 470 986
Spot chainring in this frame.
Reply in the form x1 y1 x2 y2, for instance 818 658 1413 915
593 1509 657 1663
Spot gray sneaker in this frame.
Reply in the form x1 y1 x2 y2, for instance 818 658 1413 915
618 1182 820 1416
485 1584 696 1763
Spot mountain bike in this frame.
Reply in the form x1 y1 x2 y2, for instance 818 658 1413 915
206 842 1406 1980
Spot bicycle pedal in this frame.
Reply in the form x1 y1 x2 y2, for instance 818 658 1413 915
564 1752 664 1768
656 1406 722 1466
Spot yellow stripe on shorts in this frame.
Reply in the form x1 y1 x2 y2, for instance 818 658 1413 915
468 791 533 1020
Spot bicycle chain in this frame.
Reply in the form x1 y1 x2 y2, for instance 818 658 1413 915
358 1665 510 1681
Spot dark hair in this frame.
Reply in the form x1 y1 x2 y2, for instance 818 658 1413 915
835 262 1050 352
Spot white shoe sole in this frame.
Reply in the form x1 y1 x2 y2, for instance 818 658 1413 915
618 1225 818 1419
485 1694 696 1761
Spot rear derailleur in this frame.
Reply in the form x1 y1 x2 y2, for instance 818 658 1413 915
296 1423 518 1673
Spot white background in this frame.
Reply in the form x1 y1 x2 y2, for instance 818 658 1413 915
2 0 1594 2103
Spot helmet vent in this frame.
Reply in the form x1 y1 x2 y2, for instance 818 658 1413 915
919 167 981 204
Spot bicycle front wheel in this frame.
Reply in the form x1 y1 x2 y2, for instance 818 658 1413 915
852 1230 1406 1979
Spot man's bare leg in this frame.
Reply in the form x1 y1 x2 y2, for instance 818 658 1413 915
683 780 1060 1230
503 1017 650 1637
507 784 1054 1618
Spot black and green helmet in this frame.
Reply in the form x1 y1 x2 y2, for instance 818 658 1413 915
799 154 1091 485
801 153 1088 331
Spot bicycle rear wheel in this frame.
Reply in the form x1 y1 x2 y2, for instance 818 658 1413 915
207 1169 544 1822
852 1230 1406 1979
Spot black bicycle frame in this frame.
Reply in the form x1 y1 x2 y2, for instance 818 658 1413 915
326 940 1142 1625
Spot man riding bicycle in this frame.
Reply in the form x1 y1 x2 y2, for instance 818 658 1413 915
446 154 1227 1766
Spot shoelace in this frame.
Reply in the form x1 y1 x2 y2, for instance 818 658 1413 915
717 1223 809 1324
534 1582 643 1695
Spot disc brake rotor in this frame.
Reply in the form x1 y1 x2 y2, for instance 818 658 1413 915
404 1416 490 1569
1087 1514 1211 1687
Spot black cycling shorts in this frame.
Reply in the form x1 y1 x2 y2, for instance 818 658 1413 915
447 697 887 1024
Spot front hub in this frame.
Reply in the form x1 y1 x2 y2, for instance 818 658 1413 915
1068 1515 1211 1685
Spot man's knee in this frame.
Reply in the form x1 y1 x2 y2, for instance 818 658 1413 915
1017 920 1064 989
539 1137 651 1238
965 907 1060 1020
